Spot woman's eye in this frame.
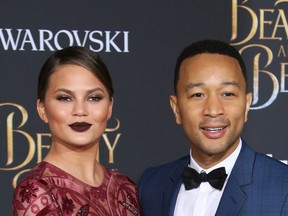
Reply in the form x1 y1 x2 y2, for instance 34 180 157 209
56 95 71 101
88 95 102 101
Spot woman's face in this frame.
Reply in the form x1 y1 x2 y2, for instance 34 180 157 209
37 64 113 149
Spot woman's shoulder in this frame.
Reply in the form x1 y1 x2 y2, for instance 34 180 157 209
103 167 141 215
13 162 62 216
17 161 63 184
16 162 47 185
14 162 56 205
103 166 136 186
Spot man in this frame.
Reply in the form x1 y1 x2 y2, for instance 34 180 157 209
138 40 288 216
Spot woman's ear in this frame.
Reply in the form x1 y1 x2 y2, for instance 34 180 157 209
107 98 114 120
37 99 48 123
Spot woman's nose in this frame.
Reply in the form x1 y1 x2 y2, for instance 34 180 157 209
72 101 88 116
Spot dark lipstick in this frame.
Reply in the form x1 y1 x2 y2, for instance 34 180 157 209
69 122 92 132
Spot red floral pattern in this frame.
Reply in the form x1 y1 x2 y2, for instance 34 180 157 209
13 161 140 216
76 204 90 216
62 195 76 214
19 181 39 203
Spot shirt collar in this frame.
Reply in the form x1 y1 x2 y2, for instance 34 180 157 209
189 139 242 177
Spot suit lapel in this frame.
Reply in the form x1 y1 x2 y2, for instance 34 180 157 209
163 176 182 216
216 142 255 216
215 177 247 215
162 156 189 216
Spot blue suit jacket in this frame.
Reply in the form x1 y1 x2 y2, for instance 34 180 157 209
138 142 288 216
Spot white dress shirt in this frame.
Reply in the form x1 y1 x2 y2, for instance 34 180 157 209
174 140 242 216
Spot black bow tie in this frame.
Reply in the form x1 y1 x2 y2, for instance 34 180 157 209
181 167 227 190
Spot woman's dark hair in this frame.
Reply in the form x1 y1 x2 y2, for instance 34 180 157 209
37 46 113 101
174 39 247 93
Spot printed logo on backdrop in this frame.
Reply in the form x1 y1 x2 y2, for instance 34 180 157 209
230 0 288 110
0 103 121 187
0 29 129 52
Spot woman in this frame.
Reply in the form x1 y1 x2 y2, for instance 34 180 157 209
13 46 140 216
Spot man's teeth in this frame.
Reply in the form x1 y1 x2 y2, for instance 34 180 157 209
205 127 224 132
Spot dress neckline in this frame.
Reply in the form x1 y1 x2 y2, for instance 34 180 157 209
39 161 109 189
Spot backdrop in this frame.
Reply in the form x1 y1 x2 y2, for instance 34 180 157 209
1 0 287 215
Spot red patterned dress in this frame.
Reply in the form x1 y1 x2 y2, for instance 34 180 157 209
13 162 140 216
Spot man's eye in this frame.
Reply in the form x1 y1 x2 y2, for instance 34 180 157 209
191 93 203 98
224 92 235 97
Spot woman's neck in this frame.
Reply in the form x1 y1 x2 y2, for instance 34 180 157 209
44 143 104 187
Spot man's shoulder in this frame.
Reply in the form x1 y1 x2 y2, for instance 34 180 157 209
139 155 189 181
254 151 288 171
239 143 288 178
243 142 288 170
146 155 189 170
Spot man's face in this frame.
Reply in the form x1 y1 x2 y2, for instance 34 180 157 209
170 53 252 167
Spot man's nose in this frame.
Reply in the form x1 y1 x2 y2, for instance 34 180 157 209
202 95 224 117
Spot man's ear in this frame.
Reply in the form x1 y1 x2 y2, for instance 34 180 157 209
37 99 48 123
170 95 181 124
244 92 252 122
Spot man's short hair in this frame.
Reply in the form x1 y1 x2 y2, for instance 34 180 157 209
174 39 247 93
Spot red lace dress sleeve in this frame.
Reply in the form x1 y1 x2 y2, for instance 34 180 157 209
13 178 61 216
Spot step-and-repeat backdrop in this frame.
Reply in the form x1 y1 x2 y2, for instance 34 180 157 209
1 0 287 214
